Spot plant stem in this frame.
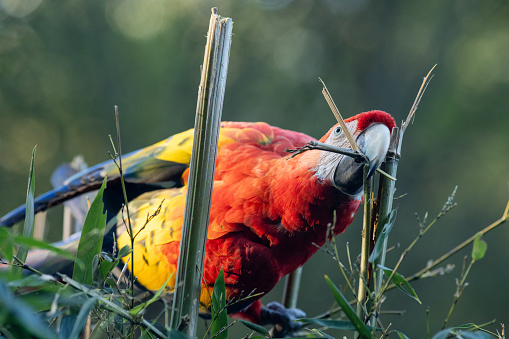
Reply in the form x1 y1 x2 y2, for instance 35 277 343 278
9 146 36 282
356 165 373 328
442 257 473 329
406 202 509 283
113 107 136 315
370 127 399 331
170 9 233 337
281 267 302 309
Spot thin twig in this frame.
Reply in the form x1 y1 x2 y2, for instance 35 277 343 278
406 201 509 283
12 255 46 276
401 65 437 136
111 107 136 323
286 140 395 181
286 140 365 161
319 78 360 152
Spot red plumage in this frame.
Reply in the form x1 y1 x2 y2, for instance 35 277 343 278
162 111 395 323
0 110 396 333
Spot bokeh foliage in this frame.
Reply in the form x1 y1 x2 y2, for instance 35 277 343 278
0 0 508 337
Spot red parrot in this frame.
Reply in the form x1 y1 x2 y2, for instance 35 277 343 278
0 110 395 333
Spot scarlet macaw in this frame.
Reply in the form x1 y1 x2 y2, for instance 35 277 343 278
0 110 395 333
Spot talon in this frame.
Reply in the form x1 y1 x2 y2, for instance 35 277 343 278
261 302 306 337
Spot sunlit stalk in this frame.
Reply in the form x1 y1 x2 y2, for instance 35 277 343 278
355 165 373 329
170 9 233 338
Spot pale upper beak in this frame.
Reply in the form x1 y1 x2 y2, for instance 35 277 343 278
333 123 391 196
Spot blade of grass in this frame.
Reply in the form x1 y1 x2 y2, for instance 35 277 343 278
211 268 228 339
239 320 271 337
69 297 97 339
379 265 421 304
9 146 36 281
325 275 372 339
13 235 81 267
72 178 107 285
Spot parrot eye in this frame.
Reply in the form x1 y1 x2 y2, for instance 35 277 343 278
333 127 342 135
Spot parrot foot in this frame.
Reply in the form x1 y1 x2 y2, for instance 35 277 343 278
260 302 306 338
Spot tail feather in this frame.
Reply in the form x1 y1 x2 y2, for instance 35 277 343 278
51 157 96 226
23 232 81 276
0 162 110 227
0 138 189 227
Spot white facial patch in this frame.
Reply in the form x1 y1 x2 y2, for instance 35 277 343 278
314 120 359 182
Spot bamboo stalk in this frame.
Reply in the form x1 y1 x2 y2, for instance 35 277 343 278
170 8 233 338
370 127 399 329
355 165 373 326
282 266 302 309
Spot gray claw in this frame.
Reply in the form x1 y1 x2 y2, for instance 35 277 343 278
261 302 306 338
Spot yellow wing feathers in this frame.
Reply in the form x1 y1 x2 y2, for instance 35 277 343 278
155 124 273 165
116 189 185 291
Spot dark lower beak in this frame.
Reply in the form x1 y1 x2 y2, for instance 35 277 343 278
334 124 391 196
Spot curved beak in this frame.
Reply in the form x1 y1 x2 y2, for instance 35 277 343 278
333 124 391 196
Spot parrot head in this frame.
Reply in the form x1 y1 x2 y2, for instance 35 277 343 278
315 110 396 196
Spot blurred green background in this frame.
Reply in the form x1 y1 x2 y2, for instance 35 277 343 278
0 0 508 337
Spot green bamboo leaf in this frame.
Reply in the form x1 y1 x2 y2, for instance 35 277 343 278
379 266 421 304
97 246 131 280
118 245 131 258
7 274 57 288
394 330 410 339
431 328 454 339
130 274 172 315
69 297 97 339
73 177 107 285
0 226 13 261
369 209 397 263
307 329 337 339
13 235 79 265
59 314 77 338
10 146 36 281
98 255 116 281
239 319 271 336
324 275 372 339
298 318 357 331
472 233 487 261
0 281 58 339
458 331 494 339
211 268 228 339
